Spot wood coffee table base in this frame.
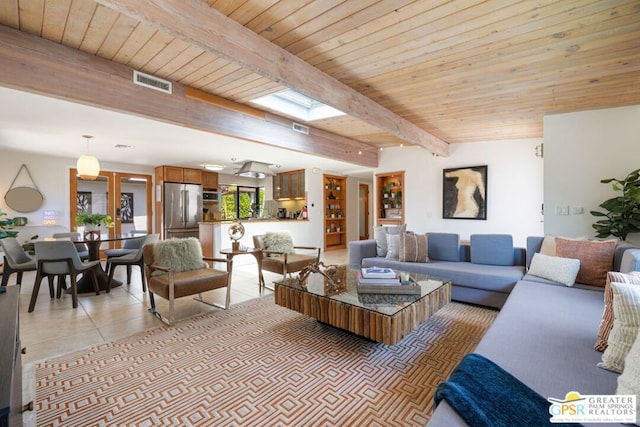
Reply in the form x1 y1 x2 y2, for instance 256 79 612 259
274 281 451 345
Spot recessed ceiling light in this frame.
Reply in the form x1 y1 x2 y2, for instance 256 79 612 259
204 164 225 171
114 144 132 149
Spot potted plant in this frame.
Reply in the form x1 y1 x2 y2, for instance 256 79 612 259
591 168 640 240
0 208 18 239
75 212 115 231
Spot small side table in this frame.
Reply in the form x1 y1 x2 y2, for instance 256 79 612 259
219 247 265 292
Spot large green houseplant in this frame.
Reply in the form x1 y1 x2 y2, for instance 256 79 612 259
591 168 640 240
0 208 18 239
75 212 115 229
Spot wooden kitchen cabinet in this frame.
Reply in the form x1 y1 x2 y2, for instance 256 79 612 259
158 166 202 184
323 174 346 250
202 171 218 190
273 169 305 199
376 171 405 226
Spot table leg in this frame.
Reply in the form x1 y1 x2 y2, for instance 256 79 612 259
251 252 265 293
75 240 122 293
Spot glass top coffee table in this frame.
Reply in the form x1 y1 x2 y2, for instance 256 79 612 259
274 266 451 345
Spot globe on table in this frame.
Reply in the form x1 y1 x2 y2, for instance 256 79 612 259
228 222 245 250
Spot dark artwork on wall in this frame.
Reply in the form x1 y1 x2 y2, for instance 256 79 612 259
77 191 92 214
443 165 487 220
120 193 134 223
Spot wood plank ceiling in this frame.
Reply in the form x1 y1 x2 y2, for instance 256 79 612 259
1 0 639 154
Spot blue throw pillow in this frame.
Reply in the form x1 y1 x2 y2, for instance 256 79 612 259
470 234 514 266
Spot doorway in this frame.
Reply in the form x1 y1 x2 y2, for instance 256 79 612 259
70 169 152 254
359 184 369 240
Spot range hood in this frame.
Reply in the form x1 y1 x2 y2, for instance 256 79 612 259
235 161 276 179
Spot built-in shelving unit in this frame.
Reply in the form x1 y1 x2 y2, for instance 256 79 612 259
323 174 346 251
376 171 405 226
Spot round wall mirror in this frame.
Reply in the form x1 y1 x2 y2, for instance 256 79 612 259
4 186 44 213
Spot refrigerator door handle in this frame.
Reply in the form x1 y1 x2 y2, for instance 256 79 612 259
184 190 189 225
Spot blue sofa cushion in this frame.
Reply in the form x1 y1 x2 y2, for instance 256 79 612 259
427 233 460 262
471 234 514 266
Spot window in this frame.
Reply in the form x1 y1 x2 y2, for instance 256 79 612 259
220 185 265 220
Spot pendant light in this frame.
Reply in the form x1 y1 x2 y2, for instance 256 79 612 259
76 135 100 180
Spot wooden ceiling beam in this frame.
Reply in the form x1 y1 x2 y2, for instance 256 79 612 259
0 25 378 167
96 0 450 156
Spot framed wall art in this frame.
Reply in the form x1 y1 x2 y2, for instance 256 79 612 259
77 191 92 214
443 165 487 220
120 192 134 223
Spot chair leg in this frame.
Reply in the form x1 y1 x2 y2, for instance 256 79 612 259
69 273 79 309
48 276 55 298
138 260 147 292
28 271 44 312
16 271 23 286
1 270 10 287
90 268 100 295
106 264 116 293
126 265 132 284
55 275 63 298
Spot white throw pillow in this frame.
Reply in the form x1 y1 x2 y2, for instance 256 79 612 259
599 282 640 373
385 233 401 260
617 331 640 426
374 224 406 257
527 253 580 286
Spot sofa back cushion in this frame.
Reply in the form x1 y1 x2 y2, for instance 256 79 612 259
374 224 406 257
426 233 460 261
470 234 514 266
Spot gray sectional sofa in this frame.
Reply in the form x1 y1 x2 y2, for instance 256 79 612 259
348 233 640 426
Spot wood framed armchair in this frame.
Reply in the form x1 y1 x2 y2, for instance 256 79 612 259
142 238 232 325
253 232 320 291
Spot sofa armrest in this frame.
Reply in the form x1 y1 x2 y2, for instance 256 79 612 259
348 239 377 267
620 248 640 273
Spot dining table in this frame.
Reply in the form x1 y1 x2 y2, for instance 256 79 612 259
67 232 146 293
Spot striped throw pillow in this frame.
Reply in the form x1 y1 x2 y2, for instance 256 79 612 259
399 232 429 263
595 271 640 351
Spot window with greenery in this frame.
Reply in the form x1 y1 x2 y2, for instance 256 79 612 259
220 185 265 220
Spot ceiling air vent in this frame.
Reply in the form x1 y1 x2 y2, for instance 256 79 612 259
133 70 172 94
292 122 309 135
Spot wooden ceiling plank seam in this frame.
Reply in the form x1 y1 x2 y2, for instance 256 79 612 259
125 30 175 71
110 21 156 64
265 0 375 47
192 62 249 91
0 0 20 28
155 45 207 79
214 73 270 97
96 0 450 155
79 4 120 55
143 37 193 75
96 12 138 59
340 0 639 87
226 0 280 26
198 63 258 91
17 0 45 35
242 0 315 36
177 56 231 87
292 0 443 63
61 0 97 49
165 50 214 82
306 0 496 75
41 0 72 42
318 0 591 81
0 24 377 167
208 0 249 17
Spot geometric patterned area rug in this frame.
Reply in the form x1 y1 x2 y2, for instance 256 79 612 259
35 296 497 427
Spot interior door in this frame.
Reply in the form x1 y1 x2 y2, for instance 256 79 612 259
71 169 152 256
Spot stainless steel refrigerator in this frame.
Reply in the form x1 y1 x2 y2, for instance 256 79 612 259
163 182 202 239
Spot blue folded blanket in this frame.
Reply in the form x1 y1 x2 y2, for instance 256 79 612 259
434 353 582 427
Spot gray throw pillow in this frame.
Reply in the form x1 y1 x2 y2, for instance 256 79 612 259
374 224 407 257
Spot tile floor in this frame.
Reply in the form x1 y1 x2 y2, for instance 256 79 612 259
13 248 348 364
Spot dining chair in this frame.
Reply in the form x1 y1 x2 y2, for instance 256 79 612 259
0 237 37 287
52 232 90 260
252 232 320 289
106 234 159 293
105 235 146 281
29 241 101 312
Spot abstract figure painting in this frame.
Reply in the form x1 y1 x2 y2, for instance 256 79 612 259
77 191 92 214
120 193 134 223
443 166 487 220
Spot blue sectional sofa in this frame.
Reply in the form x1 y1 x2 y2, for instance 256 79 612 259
348 233 526 308
349 233 640 426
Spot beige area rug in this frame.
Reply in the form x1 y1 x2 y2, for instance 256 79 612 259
35 296 497 427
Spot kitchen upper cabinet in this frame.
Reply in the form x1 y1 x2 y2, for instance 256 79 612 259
158 166 202 184
273 169 305 199
202 171 218 190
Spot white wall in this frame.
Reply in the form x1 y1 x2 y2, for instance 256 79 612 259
375 140 544 247
543 105 640 238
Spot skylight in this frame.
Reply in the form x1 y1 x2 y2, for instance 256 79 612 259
251 89 345 122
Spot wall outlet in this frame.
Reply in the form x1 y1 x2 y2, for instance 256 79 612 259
555 205 569 215
571 206 584 215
